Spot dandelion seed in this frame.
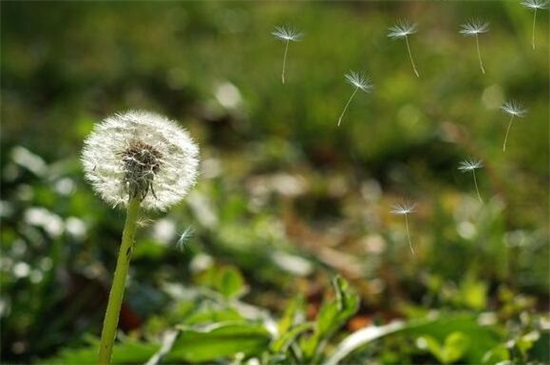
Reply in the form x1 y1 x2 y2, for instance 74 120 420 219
459 19 490 74
176 226 194 252
387 20 420 77
390 202 416 254
458 158 484 203
81 110 199 211
272 25 303 84
337 71 374 126
500 100 527 151
522 0 549 50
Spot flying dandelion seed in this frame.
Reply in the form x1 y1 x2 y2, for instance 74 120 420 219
176 226 194 252
337 71 374 127
387 20 420 78
459 19 490 74
390 202 416 254
272 25 303 84
500 100 527 152
522 0 549 50
458 158 484 203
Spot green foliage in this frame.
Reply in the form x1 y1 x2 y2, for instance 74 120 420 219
1 1 548 364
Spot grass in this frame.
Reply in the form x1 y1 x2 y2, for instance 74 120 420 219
1 2 548 364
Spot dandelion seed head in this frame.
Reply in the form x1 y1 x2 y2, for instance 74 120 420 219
81 110 199 211
500 100 527 117
522 0 549 10
390 202 416 215
272 25 303 42
459 19 490 36
458 158 483 172
345 71 374 93
387 20 417 39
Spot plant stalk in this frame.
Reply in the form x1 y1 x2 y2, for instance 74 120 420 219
98 197 141 364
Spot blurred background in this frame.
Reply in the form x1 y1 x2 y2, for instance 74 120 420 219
1 1 548 363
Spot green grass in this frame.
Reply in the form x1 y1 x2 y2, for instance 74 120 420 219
1 1 548 364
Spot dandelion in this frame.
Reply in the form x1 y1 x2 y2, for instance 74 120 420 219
387 20 420 77
459 19 490 74
82 110 199 211
500 100 527 151
272 25 303 84
458 158 484 203
390 202 416 254
522 0 549 50
337 71 374 126
81 110 199 364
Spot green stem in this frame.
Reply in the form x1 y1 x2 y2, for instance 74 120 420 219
98 197 141 364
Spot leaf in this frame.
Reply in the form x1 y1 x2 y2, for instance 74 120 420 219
324 313 502 365
278 295 305 335
40 338 160 364
300 276 360 363
324 321 406 365
440 331 470 364
165 321 272 362
271 322 315 353
216 266 246 299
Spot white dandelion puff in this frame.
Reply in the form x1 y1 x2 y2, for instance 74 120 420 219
387 20 420 77
459 19 490 74
81 110 199 211
500 100 527 151
390 202 417 254
522 0 549 50
337 71 374 127
458 158 484 203
272 25 303 84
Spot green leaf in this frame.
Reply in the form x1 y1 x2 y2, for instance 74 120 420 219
40 338 160 364
324 313 502 365
440 331 470 364
324 321 406 365
165 321 272 362
216 266 246 299
271 322 315 353
278 295 305 335
301 276 360 363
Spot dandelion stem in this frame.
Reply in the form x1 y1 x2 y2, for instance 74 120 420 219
98 197 140 364
472 170 483 203
503 115 515 152
281 40 290 84
404 36 420 78
337 87 359 127
475 34 485 74
532 9 537 50
404 214 415 254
